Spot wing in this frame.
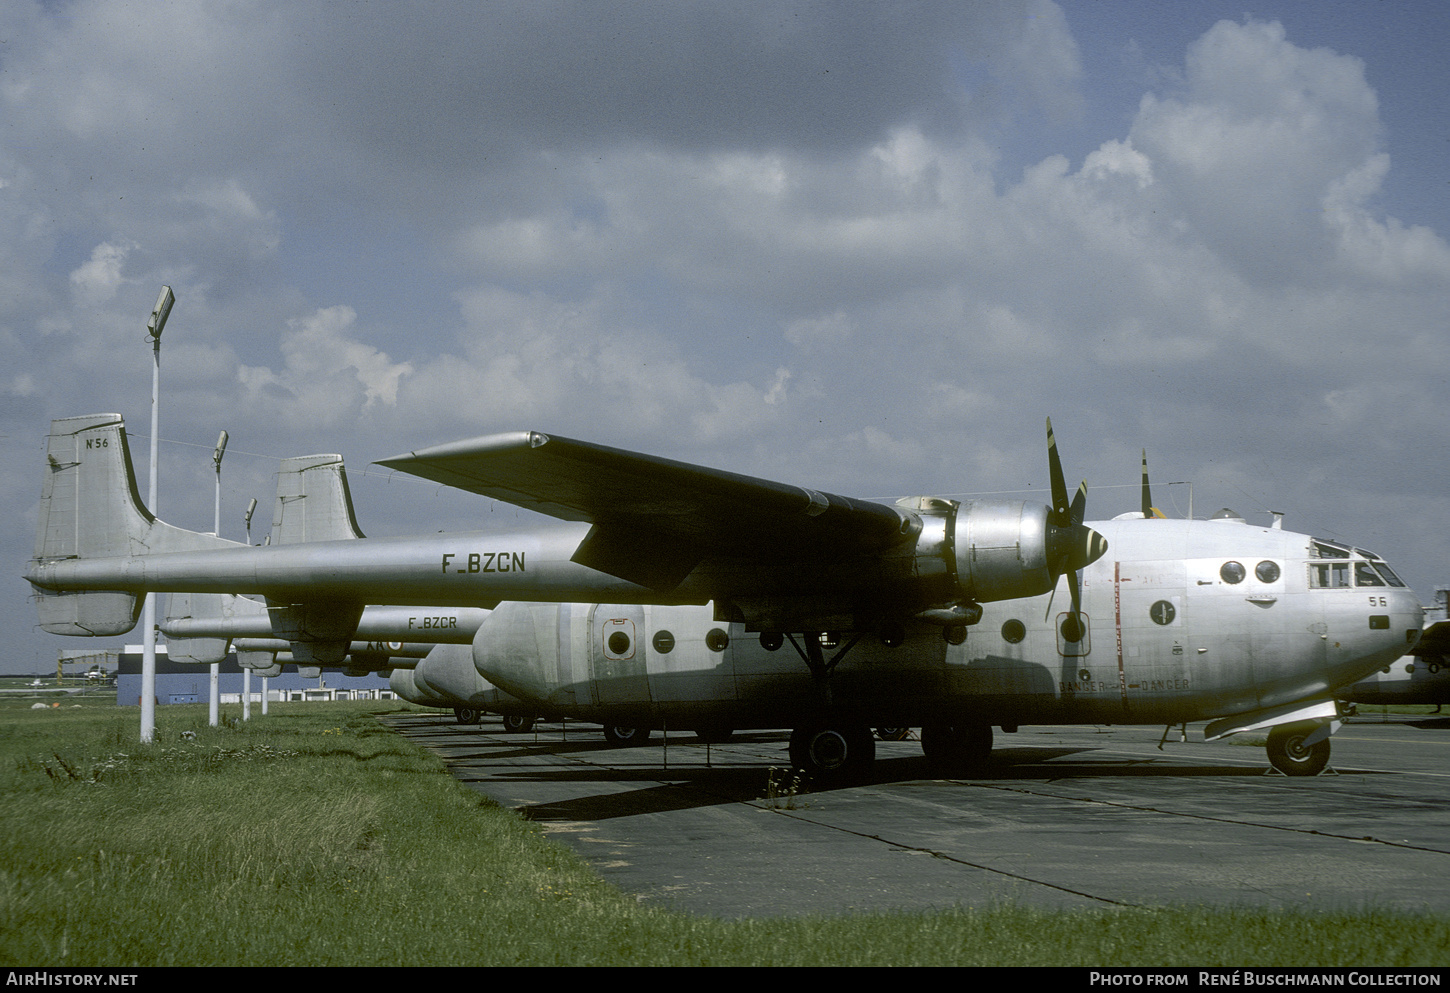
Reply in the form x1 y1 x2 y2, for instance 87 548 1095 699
375 431 912 591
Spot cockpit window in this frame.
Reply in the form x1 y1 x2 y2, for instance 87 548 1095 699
1311 539 1350 559
1309 551 1407 590
1309 562 1352 589
1355 562 1385 587
1373 562 1407 588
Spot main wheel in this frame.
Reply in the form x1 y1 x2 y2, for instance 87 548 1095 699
1266 722 1331 777
788 724 875 783
501 713 535 734
453 706 481 726
602 725 651 747
920 723 993 771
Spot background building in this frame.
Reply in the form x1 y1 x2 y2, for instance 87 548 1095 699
117 645 395 705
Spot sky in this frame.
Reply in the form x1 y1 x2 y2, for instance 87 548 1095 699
1 1 1447 674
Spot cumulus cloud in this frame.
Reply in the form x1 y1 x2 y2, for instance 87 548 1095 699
238 306 414 425
69 241 137 308
1 5 1448 671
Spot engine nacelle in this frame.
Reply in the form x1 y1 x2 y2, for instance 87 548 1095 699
900 495 1101 614
953 499 1056 603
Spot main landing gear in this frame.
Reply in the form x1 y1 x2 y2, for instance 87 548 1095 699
919 723 993 772
602 724 652 747
788 724 876 783
501 713 535 734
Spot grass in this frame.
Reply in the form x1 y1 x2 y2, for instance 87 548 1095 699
1 698 1447 966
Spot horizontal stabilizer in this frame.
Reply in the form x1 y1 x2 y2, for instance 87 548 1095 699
35 590 140 638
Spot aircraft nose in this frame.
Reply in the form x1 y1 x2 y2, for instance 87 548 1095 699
1395 588 1426 651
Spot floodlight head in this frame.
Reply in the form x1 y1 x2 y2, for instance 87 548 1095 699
244 497 258 528
214 430 229 466
146 286 175 341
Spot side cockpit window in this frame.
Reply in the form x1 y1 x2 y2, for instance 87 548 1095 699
1307 539 1406 589
1309 561 1351 589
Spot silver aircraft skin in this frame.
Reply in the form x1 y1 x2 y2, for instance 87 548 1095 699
1341 589 1449 707
459 509 1423 775
157 452 490 679
24 413 1423 777
25 413 1106 664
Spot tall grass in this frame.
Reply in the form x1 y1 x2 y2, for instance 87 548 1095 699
1 700 1445 966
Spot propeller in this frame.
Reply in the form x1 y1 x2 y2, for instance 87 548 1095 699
1043 418 1108 624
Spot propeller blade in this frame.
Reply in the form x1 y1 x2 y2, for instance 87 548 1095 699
1141 449 1152 518
1046 417 1070 525
1042 419 1108 615
1141 449 1166 518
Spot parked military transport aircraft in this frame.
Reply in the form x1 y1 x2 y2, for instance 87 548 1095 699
25 413 1423 778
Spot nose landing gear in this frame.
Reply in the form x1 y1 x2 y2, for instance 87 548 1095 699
1265 721 1331 777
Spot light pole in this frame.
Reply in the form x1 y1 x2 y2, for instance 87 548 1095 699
140 286 174 744
208 430 228 727
243 497 267 714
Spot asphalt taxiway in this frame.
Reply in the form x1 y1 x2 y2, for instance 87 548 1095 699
379 712 1450 919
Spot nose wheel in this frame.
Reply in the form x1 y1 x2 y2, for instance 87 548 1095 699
1266 722 1331 776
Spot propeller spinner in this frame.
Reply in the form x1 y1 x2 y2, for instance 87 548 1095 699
1043 418 1108 621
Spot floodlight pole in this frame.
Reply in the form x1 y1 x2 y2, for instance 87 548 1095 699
244 496 266 715
209 430 228 728
140 286 174 744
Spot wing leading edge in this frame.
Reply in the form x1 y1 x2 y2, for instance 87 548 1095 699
375 431 915 591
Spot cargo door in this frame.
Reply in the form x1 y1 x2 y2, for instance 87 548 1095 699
589 604 650 706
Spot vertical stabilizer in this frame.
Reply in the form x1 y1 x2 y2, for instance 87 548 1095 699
263 454 367 664
269 454 366 544
30 414 240 636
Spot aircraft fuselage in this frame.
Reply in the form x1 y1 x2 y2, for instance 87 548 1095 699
466 517 1422 730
